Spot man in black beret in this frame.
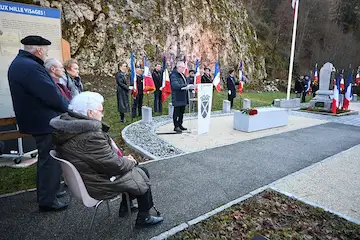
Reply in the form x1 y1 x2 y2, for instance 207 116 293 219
8 35 69 212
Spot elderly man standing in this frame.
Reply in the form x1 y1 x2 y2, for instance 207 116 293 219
170 61 188 133
44 58 72 101
8 36 69 212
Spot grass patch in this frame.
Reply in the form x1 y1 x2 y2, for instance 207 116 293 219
0 91 307 195
170 190 360 239
0 165 36 194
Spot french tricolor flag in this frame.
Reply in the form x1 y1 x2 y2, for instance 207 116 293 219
340 73 345 91
130 52 137 98
184 56 189 77
238 60 244 94
305 75 311 94
332 77 340 114
343 72 353 110
195 59 201 85
143 56 156 93
355 71 360 85
314 64 318 84
160 56 171 103
213 61 221 92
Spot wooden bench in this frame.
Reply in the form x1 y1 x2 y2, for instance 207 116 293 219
0 118 29 141
233 107 288 132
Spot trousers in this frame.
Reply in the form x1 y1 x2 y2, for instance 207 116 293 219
154 90 162 113
173 106 186 128
121 166 154 213
33 134 61 206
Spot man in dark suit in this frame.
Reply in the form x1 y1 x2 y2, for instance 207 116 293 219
152 64 162 113
170 61 188 133
8 36 69 212
132 67 144 118
226 70 238 108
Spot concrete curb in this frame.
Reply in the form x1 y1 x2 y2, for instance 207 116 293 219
0 188 37 199
122 111 234 160
121 121 158 160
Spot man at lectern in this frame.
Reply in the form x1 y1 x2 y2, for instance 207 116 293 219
170 61 188 133
8 35 69 212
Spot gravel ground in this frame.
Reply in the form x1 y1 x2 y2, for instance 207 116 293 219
122 111 234 159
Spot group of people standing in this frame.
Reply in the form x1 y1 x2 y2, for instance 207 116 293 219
7 35 164 227
295 75 319 102
114 60 220 133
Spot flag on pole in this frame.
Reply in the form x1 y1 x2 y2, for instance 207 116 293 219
343 72 353 110
332 76 340 114
160 56 171 103
314 64 318 84
184 56 189 77
305 75 311 94
213 61 221 92
143 56 156 93
356 70 360 85
238 60 244 94
195 59 201 85
286 0 299 100
340 72 345 91
130 52 138 98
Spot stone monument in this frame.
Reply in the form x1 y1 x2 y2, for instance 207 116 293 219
309 62 335 111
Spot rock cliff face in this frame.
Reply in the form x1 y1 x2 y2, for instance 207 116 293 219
33 0 267 82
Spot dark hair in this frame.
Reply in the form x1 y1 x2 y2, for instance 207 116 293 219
229 69 235 75
189 70 195 74
204 67 211 71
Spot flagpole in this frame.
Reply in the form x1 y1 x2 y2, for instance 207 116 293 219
286 0 299 100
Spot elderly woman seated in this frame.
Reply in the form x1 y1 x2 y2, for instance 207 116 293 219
50 91 163 227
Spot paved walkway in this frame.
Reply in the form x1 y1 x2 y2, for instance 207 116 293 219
157 115 327 152
1 122 360 240
271 144 360 222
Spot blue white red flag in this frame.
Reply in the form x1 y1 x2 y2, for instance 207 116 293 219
332 76 340 114
238 60 244 94
143 56 155 93
213 61 221 92
130 52 137 97
161 56 171 103
343 72 353 110
195 59 201 85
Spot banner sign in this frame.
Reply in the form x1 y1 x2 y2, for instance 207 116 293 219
197 84 213 135
0 1 62 118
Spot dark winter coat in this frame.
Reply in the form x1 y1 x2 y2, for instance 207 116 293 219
170 68 188 107
295 80 304 93
135 75 144 94
7 50 69 135
152 70 162 91
115 71 130 113
187 76 195 85
50 111 150 200
226 75 238 100
201 73 212 84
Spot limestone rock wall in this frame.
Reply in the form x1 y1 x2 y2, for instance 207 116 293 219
32 0 267 83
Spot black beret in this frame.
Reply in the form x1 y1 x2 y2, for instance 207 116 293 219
20 35 51 46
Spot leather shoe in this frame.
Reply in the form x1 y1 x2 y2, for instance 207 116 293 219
135 215 164 228
173 127 182 133
39 200 68 212
56 190 66 198
179 125 187 131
